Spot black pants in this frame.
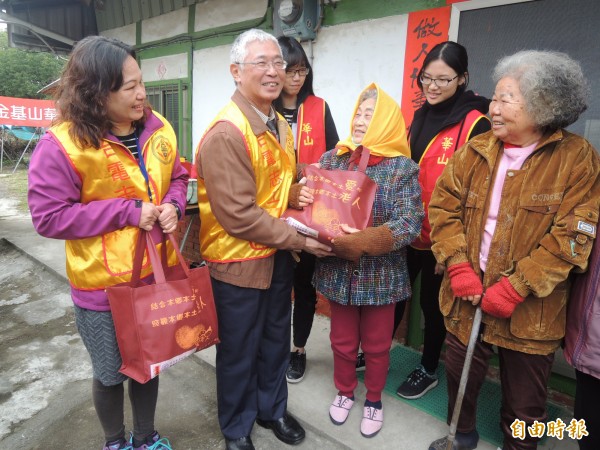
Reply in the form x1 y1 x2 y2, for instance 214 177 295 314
393 247 445 372
211 251 294 440
291 251 317 348
575 369 600 450
92 377 159 443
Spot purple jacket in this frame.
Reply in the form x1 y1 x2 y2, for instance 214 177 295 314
564 237 600 379
28 109 189 311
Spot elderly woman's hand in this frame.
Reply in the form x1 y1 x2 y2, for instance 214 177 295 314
446 262 483 305
332 225 394 262
434 263 446 275
481 277 525 318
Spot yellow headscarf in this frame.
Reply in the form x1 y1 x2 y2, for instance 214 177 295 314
336 82 410 159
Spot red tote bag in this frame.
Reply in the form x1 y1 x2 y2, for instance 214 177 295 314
281 146 377 245
107 231 219 383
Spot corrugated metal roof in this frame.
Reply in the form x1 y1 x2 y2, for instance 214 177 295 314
95 0 206 32
1 0 97 52
0 0 207 52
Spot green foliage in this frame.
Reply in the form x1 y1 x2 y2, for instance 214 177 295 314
0 31 65 99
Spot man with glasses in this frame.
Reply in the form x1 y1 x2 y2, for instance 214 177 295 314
195 29 332 450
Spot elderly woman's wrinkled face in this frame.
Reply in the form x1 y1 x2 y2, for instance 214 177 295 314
490 77 542 146
352 97 376 144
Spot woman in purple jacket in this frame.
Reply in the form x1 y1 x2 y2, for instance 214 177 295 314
28 36 188 450
565 238 600 450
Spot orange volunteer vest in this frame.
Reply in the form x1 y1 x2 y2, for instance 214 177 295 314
196 101 296 262
51 115 177 289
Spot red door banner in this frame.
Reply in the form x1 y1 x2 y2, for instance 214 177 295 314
401 7 451 128
0 96 57 127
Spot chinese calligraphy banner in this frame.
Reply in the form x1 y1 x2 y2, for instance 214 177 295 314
400 7 451 128
0 96 57 127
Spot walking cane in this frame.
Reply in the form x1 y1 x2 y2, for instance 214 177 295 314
446 306 483 450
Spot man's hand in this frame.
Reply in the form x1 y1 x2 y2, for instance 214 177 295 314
303 237 333 258
296 180 314 208
156 203 179 234
138 202 160 231
288 178 314 209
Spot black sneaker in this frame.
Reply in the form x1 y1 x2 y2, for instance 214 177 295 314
355 352 366 372
286 351 306 383
396 365 438 399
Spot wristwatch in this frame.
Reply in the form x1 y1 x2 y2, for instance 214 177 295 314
169 201 182 220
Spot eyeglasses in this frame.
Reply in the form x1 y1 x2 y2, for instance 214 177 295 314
235 59 287 71
420 74 459 88
286 67 310 78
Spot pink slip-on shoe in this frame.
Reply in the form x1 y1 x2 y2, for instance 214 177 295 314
329 394 354 425
360 405 383 438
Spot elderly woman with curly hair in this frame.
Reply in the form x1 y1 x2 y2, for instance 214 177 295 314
427 50 600 450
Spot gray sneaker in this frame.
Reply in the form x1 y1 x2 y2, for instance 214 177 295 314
396 365 438 399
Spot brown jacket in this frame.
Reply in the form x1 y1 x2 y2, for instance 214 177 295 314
430 129 600 354
196 90 306 289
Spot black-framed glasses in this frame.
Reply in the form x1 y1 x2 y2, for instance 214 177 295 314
285 67 310 78
235 59 287 71
420 74 459 88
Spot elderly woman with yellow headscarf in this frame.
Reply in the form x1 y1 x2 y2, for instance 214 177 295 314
313 83 423 438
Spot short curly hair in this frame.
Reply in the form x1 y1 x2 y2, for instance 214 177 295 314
493 50 589 131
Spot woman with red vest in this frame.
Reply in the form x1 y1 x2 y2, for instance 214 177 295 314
274 36 339 384
392 41 491 400
28 36 187 450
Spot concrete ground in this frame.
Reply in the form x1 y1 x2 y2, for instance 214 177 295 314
0 193 576 450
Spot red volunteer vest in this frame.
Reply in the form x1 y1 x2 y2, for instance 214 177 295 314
296 95 327 164
412 109 488 249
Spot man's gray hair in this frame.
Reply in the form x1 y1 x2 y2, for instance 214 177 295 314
493 50 589 130
230 29 281 65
